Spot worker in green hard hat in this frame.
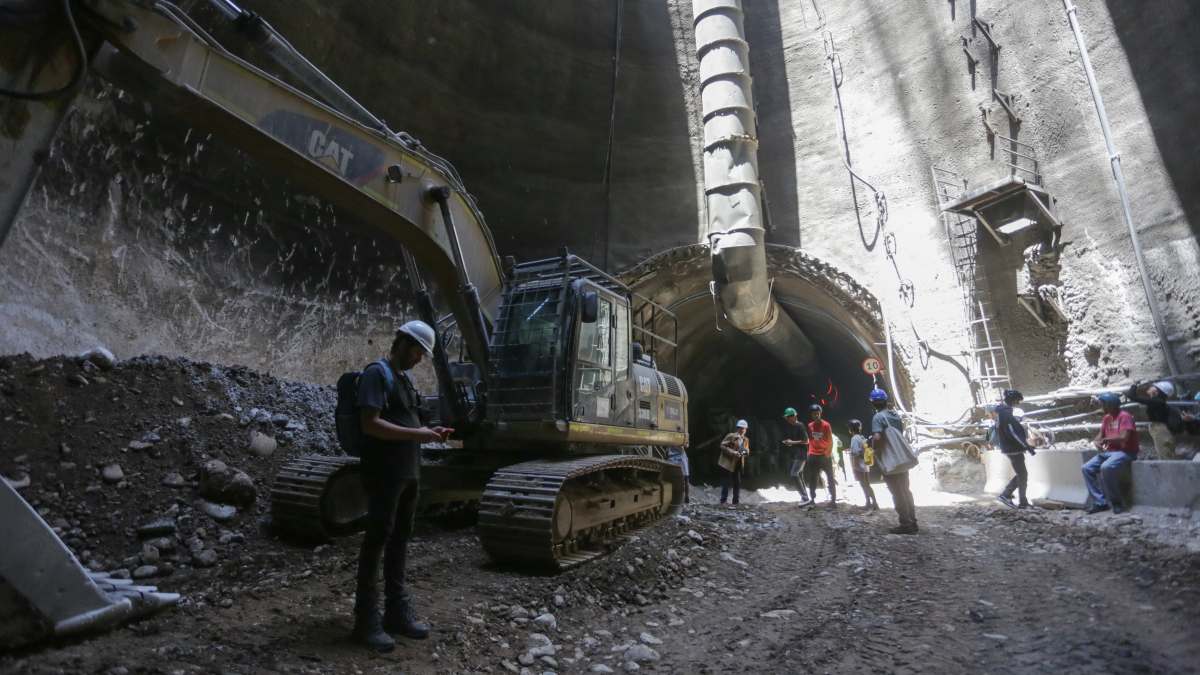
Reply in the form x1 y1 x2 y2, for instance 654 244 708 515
781 407 812 505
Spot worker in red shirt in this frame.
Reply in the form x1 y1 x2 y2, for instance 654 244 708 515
804 404 838 507
1082 393 1139 514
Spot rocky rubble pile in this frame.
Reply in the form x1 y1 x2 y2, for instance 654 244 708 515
441 505 781 674
0 351 340 592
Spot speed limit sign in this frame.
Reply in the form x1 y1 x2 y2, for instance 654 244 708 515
861 357 883 375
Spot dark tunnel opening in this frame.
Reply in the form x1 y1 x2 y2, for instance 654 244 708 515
675 300 880 490
623 245 912 492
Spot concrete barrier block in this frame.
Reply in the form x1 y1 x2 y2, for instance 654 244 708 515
1131 461 1200 511
983 449 1097 508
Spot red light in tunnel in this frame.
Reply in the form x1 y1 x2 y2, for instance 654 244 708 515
826 378 839 406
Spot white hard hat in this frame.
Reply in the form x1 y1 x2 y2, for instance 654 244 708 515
396 320 435 355
1153 381 1175 398
735 419 749 429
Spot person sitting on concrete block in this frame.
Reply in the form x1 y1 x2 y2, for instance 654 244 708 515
1126 380 1181 459
1082 393 1139 515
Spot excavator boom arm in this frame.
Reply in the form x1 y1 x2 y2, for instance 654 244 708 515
81 0 503 368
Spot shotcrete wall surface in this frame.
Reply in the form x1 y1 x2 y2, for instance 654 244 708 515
227 0 704 271
735 0 1200 409
2 0 1198 411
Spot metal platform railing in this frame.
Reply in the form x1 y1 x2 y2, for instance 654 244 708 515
981 107 1041 184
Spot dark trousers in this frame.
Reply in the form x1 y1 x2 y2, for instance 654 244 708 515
789 452 809 499
884 470 917 529
355 469 420 619
804 455 837 502
1002 452 1029 504
720 466 742 504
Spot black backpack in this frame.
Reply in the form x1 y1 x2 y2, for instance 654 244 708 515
335 359 395 457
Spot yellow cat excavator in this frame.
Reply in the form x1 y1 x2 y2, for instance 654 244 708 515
1 4 688 646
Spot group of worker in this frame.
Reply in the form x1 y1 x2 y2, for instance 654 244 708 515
990 379 1193 515
340 316 1191 654
717 387 919 535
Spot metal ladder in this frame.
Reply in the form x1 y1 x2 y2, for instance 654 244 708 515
931 165 1013 402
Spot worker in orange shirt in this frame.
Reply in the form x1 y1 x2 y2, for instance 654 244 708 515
804 404 838 507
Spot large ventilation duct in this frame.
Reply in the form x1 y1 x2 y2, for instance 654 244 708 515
692 0 816 370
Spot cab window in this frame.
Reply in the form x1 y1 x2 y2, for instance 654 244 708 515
577 297 612 367
613 302 629 380
576 297 612 395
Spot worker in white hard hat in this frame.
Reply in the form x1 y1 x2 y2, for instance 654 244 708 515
351 319 453 652
718 419 751 505
1126 380 1180 459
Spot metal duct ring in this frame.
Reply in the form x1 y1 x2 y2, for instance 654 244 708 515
898 279 916 307
875 191 889 228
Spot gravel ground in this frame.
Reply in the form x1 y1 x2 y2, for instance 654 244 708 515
2 354 1199 674
2 499 1198 674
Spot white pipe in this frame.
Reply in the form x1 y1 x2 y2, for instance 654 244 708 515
1061 0 1179 376
692 0 817 371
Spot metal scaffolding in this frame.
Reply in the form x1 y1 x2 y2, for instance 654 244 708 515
931 165 1012 404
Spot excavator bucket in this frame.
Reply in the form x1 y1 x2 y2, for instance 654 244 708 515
0 477 180 650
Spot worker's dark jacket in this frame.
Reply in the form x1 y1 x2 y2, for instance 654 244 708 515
358 360 424 480
995 403 1029 455
1126 386 1182 433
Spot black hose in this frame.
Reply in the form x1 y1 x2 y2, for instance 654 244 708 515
0 0 87 101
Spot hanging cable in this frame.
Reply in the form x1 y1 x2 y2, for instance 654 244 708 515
824 30 888 251
0 0 87 101
598 0 624 271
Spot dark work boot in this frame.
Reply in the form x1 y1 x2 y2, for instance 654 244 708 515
352 541 394 652
351 607 396 653
383 593 430 639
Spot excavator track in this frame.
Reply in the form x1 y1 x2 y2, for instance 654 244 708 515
270 454 492 541
270 454 366 541
477 455 684 570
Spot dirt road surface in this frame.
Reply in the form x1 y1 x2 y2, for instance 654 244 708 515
4 497 1198 675
3 355 1197 673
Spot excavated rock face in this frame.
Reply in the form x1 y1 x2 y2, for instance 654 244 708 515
0 78 419 384
1 0 702 381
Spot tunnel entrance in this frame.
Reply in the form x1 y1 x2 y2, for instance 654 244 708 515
622 244 913 489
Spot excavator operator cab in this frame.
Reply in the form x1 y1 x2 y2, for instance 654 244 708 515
485 252 687 447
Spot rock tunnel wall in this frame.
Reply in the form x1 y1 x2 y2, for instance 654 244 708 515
0 81 417 384
735 0 1200 417
1 0 1198 411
